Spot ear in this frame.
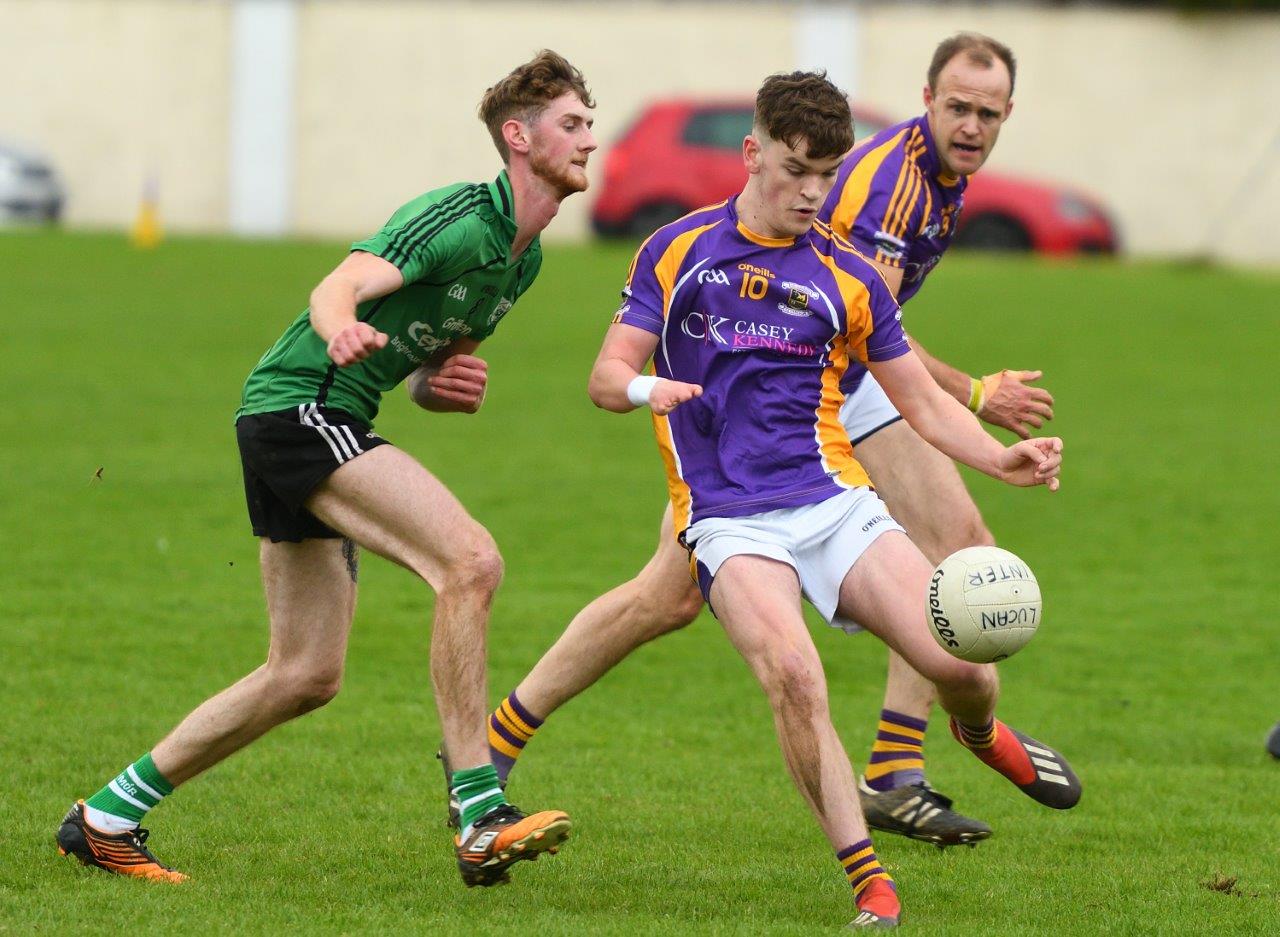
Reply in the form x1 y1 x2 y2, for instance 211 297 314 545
1003 97 1014 121
743 134 763 175
502 118 531 157
922 83 934 109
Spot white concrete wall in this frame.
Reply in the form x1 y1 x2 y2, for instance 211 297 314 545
0 0 231 231
2 0 1278 263
291 0 794 241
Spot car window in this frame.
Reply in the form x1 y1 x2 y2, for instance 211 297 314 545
681 108 754 150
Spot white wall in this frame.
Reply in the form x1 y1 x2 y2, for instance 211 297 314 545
2 0 1278 263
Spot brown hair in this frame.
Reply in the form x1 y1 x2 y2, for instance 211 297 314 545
753 70 853 160
478 50 595 162
927 33 1017 96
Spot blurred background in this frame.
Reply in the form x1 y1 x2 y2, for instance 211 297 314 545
2 0 1278 264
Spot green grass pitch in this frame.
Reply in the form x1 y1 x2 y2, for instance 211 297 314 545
2 231 1277 934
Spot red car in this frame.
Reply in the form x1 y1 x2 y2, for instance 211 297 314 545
591 99 1117 253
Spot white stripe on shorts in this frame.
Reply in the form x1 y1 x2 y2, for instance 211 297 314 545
300 403 346 463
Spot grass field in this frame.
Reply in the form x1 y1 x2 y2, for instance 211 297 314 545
2 230 1278 935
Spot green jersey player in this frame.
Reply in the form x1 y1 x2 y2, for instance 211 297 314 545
57 50 596 888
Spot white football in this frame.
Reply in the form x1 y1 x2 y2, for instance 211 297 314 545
926 546 1041 663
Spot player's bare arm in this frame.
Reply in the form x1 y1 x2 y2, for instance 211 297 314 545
309 251 402 366
910 335 1055 439
868 351 1061 490
587 322 702 415
406 339 488 414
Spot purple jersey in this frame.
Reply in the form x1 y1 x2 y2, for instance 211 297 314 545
615 198 910 534
821 115 967 393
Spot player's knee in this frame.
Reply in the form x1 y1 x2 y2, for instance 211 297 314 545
765 650 829 715
940 511 995 555
441 528 504 597
635 579 703 638
270 663 343 715
934 660 996 704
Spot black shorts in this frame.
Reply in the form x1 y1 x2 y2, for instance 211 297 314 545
236 403 390 543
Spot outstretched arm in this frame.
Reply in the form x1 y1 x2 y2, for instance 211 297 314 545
587 323 702 415
862 256 1055 439
868 351 1062 490
909 336 1055 440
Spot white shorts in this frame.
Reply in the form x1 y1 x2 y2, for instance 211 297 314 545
840 372 902 444
685 487 905 633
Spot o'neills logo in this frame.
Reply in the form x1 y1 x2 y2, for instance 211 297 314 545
928 568 959 648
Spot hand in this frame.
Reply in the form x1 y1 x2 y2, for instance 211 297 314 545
978 369 1055 439
649 379 703 415
327 322 388 366
426 354 488 412
997 437 1063 491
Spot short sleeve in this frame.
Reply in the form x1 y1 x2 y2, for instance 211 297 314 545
862 271 910 361
830 161 927 269
611 239 666 335
351 189 479 284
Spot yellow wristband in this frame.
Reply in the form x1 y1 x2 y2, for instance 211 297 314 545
966 376 985 413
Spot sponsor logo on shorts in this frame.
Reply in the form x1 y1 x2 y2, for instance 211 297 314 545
860 514 890 533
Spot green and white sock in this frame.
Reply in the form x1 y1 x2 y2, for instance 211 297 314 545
450 763 507 839
83 752 173 833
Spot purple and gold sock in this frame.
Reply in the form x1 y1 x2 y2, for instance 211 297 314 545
953 716 997 750
487 690 543 782
839 839 896 907
863 708 927 792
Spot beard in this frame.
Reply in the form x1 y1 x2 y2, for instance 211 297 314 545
530 145 588 197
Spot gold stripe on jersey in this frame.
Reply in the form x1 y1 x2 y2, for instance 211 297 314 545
808 243 879 363
654 223 720 315
828 129 910 242
877 158 915 266
813 330 872 489
654 407 695 537
647 221 719 534
624 201 728 289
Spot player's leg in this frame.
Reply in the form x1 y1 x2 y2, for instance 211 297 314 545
485 501 703 780
842 377 995 844
857 418 996 743
837 529 1081 810
58 537 357 882
709 554 899 928
304 445 570 884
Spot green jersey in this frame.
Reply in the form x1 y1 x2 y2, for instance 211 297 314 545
237 171 541 426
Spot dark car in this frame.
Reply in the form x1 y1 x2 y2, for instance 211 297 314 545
591 99 1116 253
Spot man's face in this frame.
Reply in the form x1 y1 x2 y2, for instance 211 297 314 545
923 55 1013 177
743 132 844 238
526 92 597 196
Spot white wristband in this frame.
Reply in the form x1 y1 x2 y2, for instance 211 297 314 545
626 375 660 408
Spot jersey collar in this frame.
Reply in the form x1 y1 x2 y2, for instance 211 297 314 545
917 114 963 188
727 195 799 248
488 170 518 229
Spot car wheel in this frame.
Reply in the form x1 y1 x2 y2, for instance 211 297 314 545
955 214 1031 252
625 202 689 239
